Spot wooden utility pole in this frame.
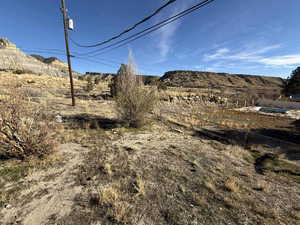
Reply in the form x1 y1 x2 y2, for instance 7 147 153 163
61 0 75 106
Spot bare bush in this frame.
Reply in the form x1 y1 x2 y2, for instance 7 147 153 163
84 76 95 92
0 88 57 160
22 87 45 98
113 60 157 128
157 81 168 91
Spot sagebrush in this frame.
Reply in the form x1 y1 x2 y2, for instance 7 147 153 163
0 88 57 160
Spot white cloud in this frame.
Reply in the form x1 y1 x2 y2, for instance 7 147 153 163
202 44 300 67
258 55 300 66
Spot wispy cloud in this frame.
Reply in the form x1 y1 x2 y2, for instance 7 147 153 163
156 0 193 62
202 44 300 67
204 45 281 61
258 55 300 66
157 20 180 60
204 48 229 60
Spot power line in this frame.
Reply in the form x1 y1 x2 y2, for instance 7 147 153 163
3 47 70 57
70 0 177 48
4 47 120 68
74 57 119 69
74 0 215 57
2 45 159 74
23 49 68 56
19 47 124 66
22 48 66 53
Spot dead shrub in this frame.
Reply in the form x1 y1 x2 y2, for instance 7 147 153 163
22 87 45 98
84 76 95 92
94 77 101 85
112 60 157 128
157 81 168 91
0 88 57 160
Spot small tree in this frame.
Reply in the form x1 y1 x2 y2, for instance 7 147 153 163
284 67 300 96
112 56 157 128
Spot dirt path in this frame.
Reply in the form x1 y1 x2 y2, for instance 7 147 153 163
1 143 89 225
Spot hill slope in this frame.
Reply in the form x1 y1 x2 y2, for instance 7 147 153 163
0 38 79 77
160 70 284 89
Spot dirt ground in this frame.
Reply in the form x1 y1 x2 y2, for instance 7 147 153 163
0 73 299 225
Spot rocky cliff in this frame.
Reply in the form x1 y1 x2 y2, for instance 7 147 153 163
30 54 80 77
0 38 79 77
160 70 284 89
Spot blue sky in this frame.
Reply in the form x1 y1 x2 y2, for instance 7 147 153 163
1 0 300 77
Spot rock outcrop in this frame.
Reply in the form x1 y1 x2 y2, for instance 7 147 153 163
0 38 79 77
30 54 80 77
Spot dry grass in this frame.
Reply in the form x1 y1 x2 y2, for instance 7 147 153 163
253 181 270 192
98 185 121 205
0 72 299 225
62 124 299 225
204 181 217 193
0 72 85 89
159 102 295 131
224 178 240 192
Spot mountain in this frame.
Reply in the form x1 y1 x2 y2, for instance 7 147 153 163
0 38 80 77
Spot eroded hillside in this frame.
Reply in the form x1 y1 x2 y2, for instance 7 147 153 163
0 38 80 77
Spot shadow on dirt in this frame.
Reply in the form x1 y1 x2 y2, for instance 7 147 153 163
292 120 300 131
64 89 112 101
63 114 119 130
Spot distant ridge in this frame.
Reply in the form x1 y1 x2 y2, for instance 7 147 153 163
80 70 284 90
160 70 284 89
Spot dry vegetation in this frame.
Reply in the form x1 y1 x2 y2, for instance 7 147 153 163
111 61 157 128
0 88 57 160
0 71 299 225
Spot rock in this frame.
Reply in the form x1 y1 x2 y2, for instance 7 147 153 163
55 115 63 123
26 79 35 84
4 204 12 209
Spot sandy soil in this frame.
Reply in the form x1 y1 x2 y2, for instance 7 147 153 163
1 143 89 225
